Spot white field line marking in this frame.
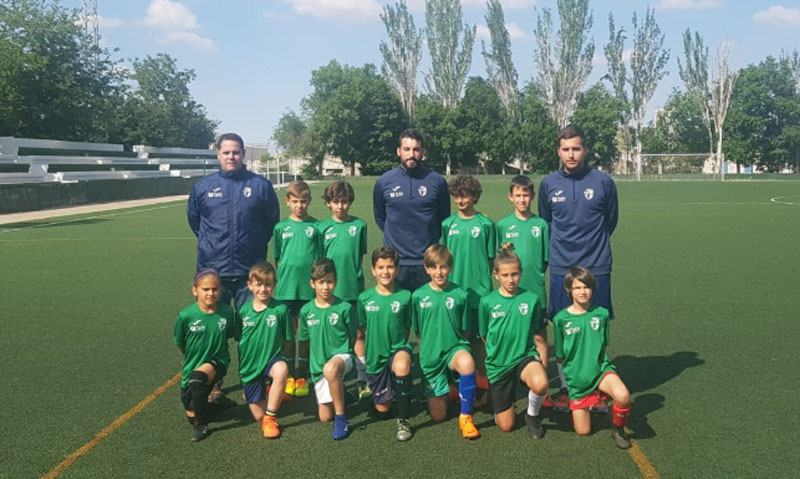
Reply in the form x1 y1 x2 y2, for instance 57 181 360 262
0 237 193 243
0 204 182 234
770 195 800 205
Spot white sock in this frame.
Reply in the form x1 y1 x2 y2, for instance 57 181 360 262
528 391 545 416
356 356 367 382
557 363 567 390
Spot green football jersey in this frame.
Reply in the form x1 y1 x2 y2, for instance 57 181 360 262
296 299 356 382
411 283 470 381
235 299 294 384
441 213 496 309
273 217 320 301
173 303 234 388
496 213 549 312
317 216 367 300
357 287 412 375
553 306 616 400
478 289 544 383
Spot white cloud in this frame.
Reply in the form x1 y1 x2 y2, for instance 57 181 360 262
143 1 216 50
655 0 722 10
478 22 529 40
144 0 198 31
286 0 382 22
753 6 800 27
162 31 217 51
592 48 633 66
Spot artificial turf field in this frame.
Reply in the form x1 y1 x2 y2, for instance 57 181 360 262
2 177 800 478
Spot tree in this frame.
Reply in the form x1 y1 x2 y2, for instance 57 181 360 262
379 1 423 126
424 0 475 175
677 29 713 155
606 7 670 180
481 0 518 120
124 54 217 148
709 42 738 179
303 60 405 176
0 0 121 141
603 13 632 169
517 83 560 173
572 83 624 171
724 57 800 172
458 76 505 173
533 0 594 128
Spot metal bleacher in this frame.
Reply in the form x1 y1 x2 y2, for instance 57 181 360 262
0 137 217 185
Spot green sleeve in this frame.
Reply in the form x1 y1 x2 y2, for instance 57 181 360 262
478 297 488 339
282 307 294 341
402 293 412 332
346 302 357 338
359 222 367 255
440 218 448 247
604 314 611 347
273 223 282 260
225 308 235 339
232 307 243 342
173 314 186 347
532 297 544 332
459 293 470 333
411 296 420 335
486 219 497 259
554 316 564 359
357 298 367 330
296 307 309 341
542 220 550 264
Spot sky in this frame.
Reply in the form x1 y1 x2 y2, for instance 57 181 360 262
63 0 800 148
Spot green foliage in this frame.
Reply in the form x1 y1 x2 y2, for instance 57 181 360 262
481 0 518 119
517 83 560 172
572 83 623 171
0 0 217 148
641 89 709 155
303 60 405 176
724 56 800 171
424 0 475 111
379 1 422 125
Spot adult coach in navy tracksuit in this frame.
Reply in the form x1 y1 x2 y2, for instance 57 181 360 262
538 125 619 319
373 128 450 291
188 132 280 310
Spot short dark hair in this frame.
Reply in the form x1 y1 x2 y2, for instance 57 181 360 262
371 246 399 267
557 125 586 148
216 133 245 151
509 175 534 194
323 181 355 204
564 266 596 297
310 258 337 281
399 128 424 148
448 175 482 203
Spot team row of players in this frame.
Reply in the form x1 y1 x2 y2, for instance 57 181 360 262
174 176 632 447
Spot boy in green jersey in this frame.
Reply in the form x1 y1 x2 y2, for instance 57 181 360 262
495 175 559 410
273 180 320 398
411 244 480 440
553 266 632 449
318 181 370 399
479 244 549 439
235 262 293 439
441 175 495 402
173 269 235 442
357 247 413 441
297 258 357 440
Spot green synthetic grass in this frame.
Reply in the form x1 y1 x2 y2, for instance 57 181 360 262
2 178 800 478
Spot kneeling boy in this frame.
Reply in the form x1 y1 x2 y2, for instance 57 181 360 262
412 244 480 440
235 262 293 438
358 247 413 441
297 258 357 440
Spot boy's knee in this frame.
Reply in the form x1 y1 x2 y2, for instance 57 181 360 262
575 427 591 436
323 360 342 379
615 389 631 407
188 370 210 388
272 361 289 379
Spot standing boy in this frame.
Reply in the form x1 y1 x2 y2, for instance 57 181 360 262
318 181 369 398
235 262 293 439
357 247 414 441
441 175 495 400
412 245 480 440
297 259 357 440
553 267 631 449
273 181 320 398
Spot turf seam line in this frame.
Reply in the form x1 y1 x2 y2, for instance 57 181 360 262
629 440 659 479
40 372 181 479
1 203 182 234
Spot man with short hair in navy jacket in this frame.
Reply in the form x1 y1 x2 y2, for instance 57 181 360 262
538 125 619 320
373 128 450 291
188 132 280 309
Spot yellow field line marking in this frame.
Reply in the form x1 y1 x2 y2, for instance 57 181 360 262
629 440 659 479
41 372 181 479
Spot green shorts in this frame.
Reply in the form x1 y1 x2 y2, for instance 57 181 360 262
422 346 470 398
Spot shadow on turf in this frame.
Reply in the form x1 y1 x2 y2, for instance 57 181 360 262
615 351 705 395
1 218 110 229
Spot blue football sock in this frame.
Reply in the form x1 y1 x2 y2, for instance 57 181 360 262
459 372 477 415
